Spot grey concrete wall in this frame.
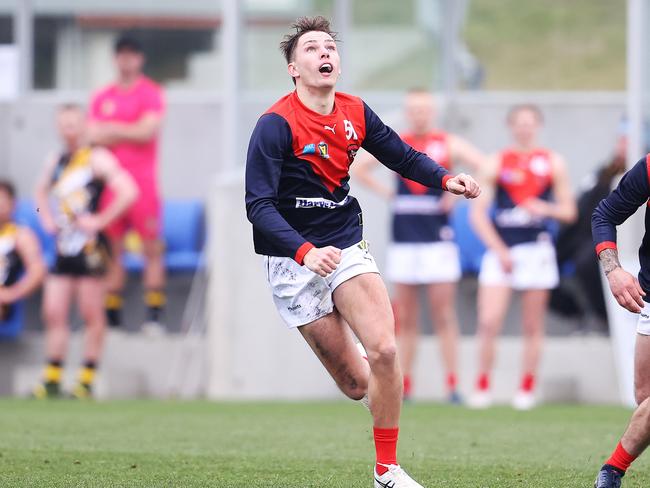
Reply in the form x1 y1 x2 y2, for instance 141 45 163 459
0 91 625 201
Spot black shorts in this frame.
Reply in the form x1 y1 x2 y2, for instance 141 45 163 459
50 234 110 277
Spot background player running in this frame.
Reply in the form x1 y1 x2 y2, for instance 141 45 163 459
469 104 576 410
0 181 45 324
592 153 650 487
245 17 480 488
88 35 166 331
33 104 138 398
354 88 485 403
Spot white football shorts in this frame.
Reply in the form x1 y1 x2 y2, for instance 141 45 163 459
637 302 650 335
386 241 461 285
478 240 559 290
263 240 380 328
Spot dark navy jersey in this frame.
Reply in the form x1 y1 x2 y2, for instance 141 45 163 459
245 91 451 263
592 154 650 299
493 148 554 246
392 131 453 243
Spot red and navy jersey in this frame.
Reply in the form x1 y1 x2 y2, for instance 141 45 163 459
245 91 451 263
392 131 453 243
592 155 650 299
493 148 554 246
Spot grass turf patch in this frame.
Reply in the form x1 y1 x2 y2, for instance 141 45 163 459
0 400 646 487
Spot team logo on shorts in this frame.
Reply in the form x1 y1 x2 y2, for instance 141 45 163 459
318 142 329 159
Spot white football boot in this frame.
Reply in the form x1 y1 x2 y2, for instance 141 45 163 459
512 390 537 411
467 390 493 409
374 464 425 488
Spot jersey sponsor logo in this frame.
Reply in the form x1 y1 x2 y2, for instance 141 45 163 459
302 143 316 155
393 195 446 215
344 119 358 141
425 140 448 162
317 141 329 159
324 123 336 134
287 304 302 312
295 196 350 209
530 155 551 176
494 207 544 228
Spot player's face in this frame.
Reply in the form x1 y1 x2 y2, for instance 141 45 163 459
508 109 541 146
289 31 340 89
57 109 86 147
0 191 14 223
404 93 435 134
115 50 144 79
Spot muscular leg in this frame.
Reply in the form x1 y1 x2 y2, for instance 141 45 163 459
42 275 74 361
595 335 650 481
393 283 419 394
520 289 549 379
105 237 126 295
77 277 107 363
619 335 650 455
142 238 165 290
476 285 512 381
427 282 460 391
105 237 125 326
333 273 401 428
299 310 370 401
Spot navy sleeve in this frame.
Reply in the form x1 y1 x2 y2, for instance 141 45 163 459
592 157 650 254
245 113 314 262
361 102 450 189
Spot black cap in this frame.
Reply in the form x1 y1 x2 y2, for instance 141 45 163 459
114 35 143 54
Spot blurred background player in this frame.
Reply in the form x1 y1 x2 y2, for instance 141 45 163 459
354 88 485 402
245 16 480 488
88 35 166 331
33 104 138 399
469 104 576 410
0 181 46 325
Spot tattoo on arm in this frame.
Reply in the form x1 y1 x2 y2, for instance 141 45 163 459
599 248 621 275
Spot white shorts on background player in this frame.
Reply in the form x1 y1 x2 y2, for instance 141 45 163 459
478 240 559 290
386 241 461 285
636 302 650 335
264 240 380 328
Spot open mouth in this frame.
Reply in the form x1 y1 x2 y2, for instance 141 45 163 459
319 63 333 74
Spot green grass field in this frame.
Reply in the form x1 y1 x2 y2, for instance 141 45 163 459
0 400 647 487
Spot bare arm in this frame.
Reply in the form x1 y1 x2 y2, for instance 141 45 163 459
448 134 486 172
598 248 646 313
2 227 47 303
89 148 139 229
350 149 394 200
88 112 162 146
469 155 512 271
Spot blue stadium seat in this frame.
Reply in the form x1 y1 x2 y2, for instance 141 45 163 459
124 199 205 273
0 301 25 340
450 201 485 275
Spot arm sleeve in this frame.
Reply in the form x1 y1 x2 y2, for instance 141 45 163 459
245 113 314 264
361 102 451 190
592 157 650 254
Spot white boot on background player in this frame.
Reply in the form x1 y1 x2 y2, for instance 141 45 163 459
374 463 425 488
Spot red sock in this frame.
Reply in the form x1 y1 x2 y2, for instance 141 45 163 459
403 375 412 398
520 373 535 392
374 427 398 475
477 373 490 391
606 442 637 473
446 372 458 391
